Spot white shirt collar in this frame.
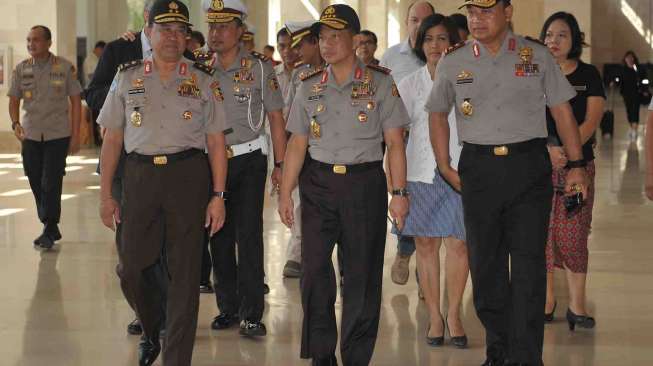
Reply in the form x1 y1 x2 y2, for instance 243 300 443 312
141 30 152 58
399 38 413 54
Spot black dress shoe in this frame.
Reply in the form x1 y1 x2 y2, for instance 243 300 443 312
239 320 267 337
127 318 143 335
45 224 62 241
211 313 238 330
312 354 338 366
138 337 161 366
426 319 445 347
35 233 54 250
480 359 504 366
263 283 270 294
566 308 595 331
446 316 468 349
544 301 557 323
199 282 214 293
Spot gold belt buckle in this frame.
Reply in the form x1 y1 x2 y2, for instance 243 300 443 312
333 165 347 174
153 156 168 165
226 146 234 159
493 146 509 156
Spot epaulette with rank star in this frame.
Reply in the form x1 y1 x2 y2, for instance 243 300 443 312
444 41 466 56
300 68 324 82
250 51 269 62
193 49 213 61
118 60 142 72
524 36 546 47
366 64 391 75
193 62 215 76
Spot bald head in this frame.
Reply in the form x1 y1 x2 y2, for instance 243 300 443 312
407 1 435 46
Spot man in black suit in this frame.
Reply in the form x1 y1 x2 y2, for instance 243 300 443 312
86 0 163 337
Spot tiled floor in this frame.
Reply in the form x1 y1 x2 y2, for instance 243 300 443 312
0 106 651 365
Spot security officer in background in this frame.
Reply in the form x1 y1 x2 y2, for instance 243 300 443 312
284 20 326 120
97 1 228 364
279 19 327 279
8 25 82 250
427 1 588 365
199 0 287 337
279 5 409 365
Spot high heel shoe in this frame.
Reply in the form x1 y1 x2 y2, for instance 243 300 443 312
426 318 445 346
544 301 557 323
566 308 595 331
446 316 468 349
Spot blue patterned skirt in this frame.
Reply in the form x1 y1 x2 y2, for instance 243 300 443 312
393 171 466 241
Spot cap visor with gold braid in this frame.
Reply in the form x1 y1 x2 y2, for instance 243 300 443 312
290 28 312 48
206 0 244 23
459 0 509 9
154 1 193 25
316 6 348 30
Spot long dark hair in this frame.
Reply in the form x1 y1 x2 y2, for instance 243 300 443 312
539 12 584 60
623 50 640 66
412 14 461 64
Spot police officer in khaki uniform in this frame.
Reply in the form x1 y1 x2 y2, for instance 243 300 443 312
199 0 287 336
280 19 327 278
7 25 82 250
97 1 228 365
284 20 327 121
427 1 589 365
279 5 409 365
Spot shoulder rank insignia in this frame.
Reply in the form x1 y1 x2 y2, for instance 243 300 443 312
524 36 546 47
118 60 143 73
444 41 466 56
366 64 391 75
250 51 269 62
300 68 324 82
193 62 215 76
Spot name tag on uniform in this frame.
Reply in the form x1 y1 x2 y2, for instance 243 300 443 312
128 88 145 95
308 95 322 101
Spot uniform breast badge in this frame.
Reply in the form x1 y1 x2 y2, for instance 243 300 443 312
24 90 33 99
316 104 325 113
310 119 321 139
183 111 192 120
366 101 375 110
178 75 201 98
461 98 473 117
131 109 143 127
515 46 540 77
456 70 474 85
358 111 368 123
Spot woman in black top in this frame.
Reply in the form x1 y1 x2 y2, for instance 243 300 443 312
541 12 605 331
620 51 646 140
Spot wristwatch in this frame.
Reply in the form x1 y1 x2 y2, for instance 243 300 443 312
274 161 284 168
391 188 409 197
11 121 20 131
567 159 587 169
211 191 228 200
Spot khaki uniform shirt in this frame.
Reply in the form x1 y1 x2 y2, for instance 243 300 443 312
202 47 284 146
287 60 410 164
7 54 82 141
285 62 326 119
97 56 226 155
426 32 576 145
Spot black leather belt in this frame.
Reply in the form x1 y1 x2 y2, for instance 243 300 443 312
309 157 382 175
127 149 203 165
463 138 546 156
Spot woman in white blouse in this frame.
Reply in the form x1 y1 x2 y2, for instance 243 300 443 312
395 14 469 348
